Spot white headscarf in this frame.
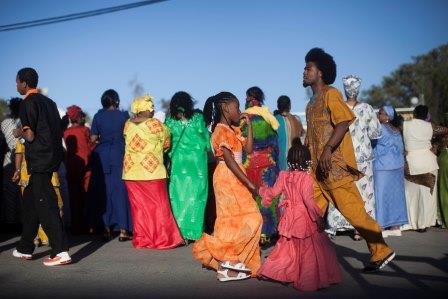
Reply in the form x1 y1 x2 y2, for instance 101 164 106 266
342 75 362 99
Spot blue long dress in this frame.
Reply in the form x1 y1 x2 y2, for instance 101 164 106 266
373 124 408 228
89 108 132 232
274 114 288 171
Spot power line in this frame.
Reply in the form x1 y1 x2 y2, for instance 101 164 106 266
0 0 168 32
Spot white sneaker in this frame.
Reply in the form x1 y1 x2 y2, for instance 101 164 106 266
12 249 32 260
381 230 389 238
43 251 71 266
388 229 402 237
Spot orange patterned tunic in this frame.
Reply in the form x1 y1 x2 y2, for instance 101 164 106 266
192 123 262 275
306 87 363 190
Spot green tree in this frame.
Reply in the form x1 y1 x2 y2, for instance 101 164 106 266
362 44 448 124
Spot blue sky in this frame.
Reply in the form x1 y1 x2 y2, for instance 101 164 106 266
0 0 447 117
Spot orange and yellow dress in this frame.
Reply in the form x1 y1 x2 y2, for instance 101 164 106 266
192 123 262 275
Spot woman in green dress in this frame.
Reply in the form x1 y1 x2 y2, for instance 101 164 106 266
437 124 448 227
165 92 210 242
438 142 448 227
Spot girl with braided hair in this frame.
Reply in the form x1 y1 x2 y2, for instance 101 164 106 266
192 92 262 282
257 138 341 291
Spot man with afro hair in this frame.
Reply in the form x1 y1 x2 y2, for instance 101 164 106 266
302 48 395 272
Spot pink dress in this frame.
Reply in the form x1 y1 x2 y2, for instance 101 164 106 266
258 170 342 291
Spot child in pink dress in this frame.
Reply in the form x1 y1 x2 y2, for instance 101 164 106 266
257 138 342 291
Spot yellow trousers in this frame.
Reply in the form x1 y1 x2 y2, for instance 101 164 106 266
314 181 393 262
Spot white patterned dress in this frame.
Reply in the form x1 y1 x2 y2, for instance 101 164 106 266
1 117 21 223
326 102 381 234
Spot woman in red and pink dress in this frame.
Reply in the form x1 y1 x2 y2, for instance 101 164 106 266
258 138 342 292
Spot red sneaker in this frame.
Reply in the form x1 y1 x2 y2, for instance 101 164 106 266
43 252 71 266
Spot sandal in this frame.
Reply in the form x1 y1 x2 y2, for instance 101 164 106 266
118 234 132 242
217 269 250 282
220 261 251 272
353 232 363 241
181 239 194 246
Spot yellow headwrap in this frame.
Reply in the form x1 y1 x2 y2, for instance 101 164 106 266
245 106 279 131
131 95 154 114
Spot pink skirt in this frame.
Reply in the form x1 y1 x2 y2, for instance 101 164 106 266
125 179 182 249
258 231 342 291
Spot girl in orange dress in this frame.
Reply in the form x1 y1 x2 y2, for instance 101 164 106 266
192 92 262 282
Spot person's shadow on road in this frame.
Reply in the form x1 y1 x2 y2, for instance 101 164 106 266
334 242 448 298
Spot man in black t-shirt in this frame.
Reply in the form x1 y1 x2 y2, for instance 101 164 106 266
12 67 71 266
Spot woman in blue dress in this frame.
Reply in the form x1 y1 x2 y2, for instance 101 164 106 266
373 105 408 238
89 89 132 241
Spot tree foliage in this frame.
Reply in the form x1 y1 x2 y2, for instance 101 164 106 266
361 44 448 124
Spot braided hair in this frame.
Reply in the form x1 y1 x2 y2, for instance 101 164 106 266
287 137 311 171
203 92 237 132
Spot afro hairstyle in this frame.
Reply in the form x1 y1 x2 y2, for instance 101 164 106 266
305 48 337 85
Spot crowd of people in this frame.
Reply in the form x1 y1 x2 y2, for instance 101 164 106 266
1 47 448 292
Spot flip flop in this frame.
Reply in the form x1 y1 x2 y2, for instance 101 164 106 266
220 261 251 272
217 269 250 282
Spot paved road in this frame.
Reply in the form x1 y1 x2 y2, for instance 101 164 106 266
1 228 447 299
